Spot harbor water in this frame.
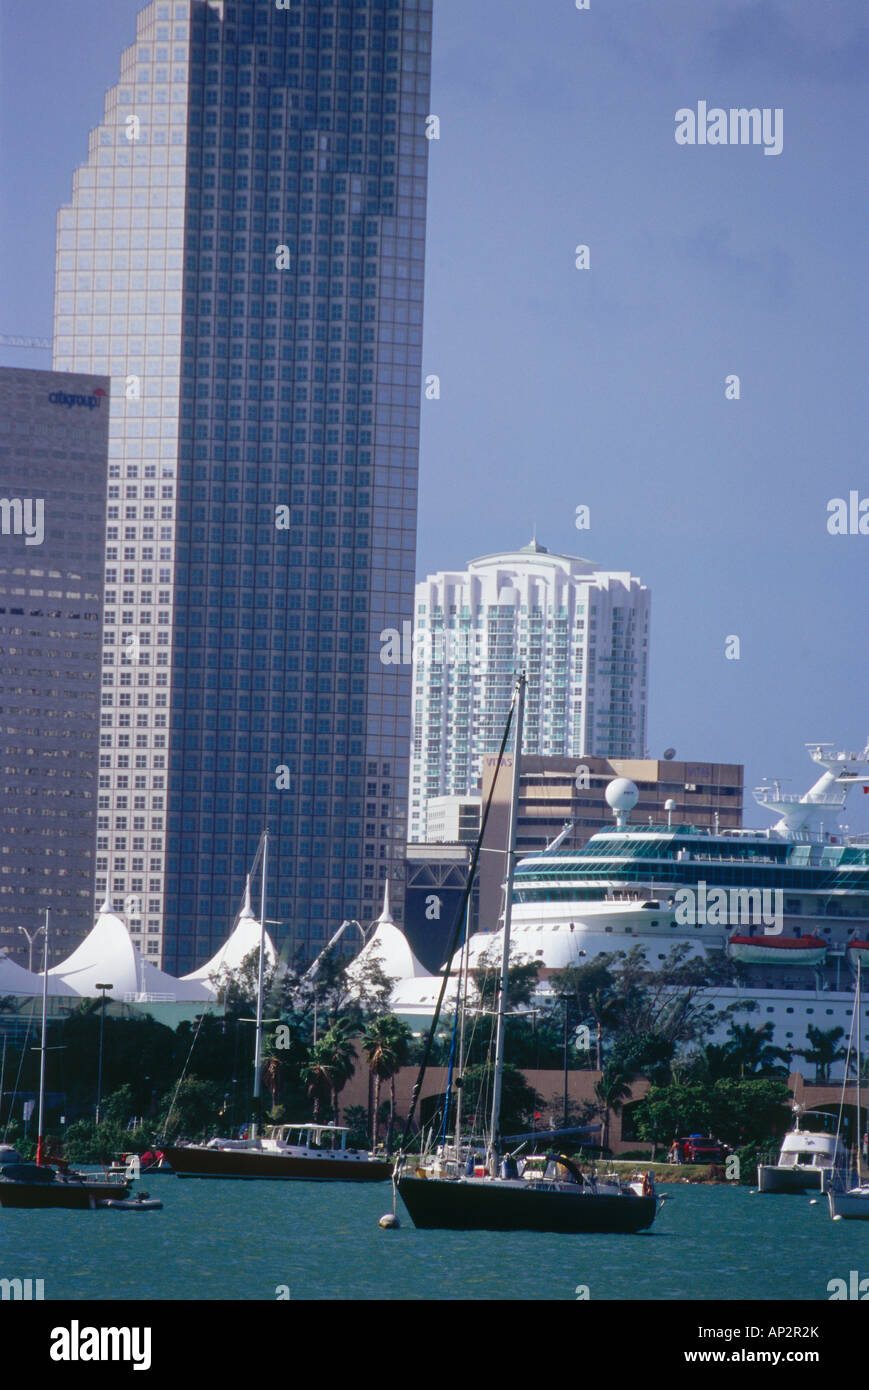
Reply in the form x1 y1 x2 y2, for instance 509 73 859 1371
0 1178 865 1301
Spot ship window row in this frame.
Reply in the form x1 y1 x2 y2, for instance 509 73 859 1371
514 863 869 898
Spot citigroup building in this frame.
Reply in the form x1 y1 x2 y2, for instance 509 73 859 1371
52 0 431 971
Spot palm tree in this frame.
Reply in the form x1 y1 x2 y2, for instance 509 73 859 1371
300 1038 335 1122
260 1036 286 1116
319 1021 357 1121
594 1062 634 1152
551 959 623 1070
724 1022 791 1078
363 1014 410 1151
384 1018 413 1151
797 1025 846 1083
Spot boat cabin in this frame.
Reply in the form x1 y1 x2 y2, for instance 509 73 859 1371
776 1130 845 1170
265 1123 351 1152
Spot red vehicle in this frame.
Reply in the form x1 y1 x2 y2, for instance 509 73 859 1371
676 1136 729 1164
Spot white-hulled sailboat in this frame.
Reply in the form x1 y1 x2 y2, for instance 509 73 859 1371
828 959 869 1220
395 673 660 1234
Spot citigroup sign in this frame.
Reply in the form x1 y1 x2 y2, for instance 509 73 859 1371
48 387 107 410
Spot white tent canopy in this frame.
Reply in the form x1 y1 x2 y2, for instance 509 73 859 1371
346 881 431 988
0 951 68 998
47 897 213 1004
182 875 277 989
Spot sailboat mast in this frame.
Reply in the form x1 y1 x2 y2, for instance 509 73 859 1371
857 960 863 1183
453 897 472 1165
488 672 526 1172
251 828 269 1139
35 909 50 1166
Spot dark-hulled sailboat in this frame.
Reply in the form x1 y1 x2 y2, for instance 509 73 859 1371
395 673 660 1234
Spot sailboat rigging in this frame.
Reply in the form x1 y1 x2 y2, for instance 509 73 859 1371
828 959 869 1220
0 910 132 1210
395 673 661 1234
163 830 392 1182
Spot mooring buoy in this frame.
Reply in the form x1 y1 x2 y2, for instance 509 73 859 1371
379 1213 400 1229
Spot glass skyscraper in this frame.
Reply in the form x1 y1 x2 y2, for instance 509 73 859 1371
0 368 109 963
52 0 431 972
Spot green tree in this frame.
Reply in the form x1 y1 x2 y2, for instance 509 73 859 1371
320 1021 357 1120
472 955 541 1013
300 1023 356 1123
721 1022 791 1078
797 1025 846 1083
594 1062 635 1152
158 1076 222 1141
634 1077 791 1151
550 957 623 1069
363 1014 410 1149
343 1104 370 1150
461 1061 543 1139
260 1036 286 1116
633 1081 713 1150
608 1030 675 1088
383 1017 413 1151
300 1039 334 1122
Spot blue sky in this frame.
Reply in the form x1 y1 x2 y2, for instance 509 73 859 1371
1 0 867 826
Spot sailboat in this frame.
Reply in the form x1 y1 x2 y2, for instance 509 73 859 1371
164 832 392 1182
0 910 131 1210
828 959 869 1220
395 674 660 1234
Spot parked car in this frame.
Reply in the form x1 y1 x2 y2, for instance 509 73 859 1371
677 1136 730 1163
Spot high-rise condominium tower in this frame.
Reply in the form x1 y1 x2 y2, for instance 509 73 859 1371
53 0 431 971
409 542 650 841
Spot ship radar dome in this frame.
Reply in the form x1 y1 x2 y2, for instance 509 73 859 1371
605 778 639 813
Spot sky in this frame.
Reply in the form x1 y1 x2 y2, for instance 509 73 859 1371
1 0 867 828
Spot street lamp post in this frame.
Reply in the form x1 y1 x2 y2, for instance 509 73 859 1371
18 923 46 974
95 983 114 1125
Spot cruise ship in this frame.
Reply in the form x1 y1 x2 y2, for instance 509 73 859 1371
390 743 869 1065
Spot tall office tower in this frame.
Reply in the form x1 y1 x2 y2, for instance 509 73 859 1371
53 0 431 971
0 368 109 964
409 542 650 841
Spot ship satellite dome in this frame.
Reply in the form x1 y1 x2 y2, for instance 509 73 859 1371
664 798 677 811
605 778 639 812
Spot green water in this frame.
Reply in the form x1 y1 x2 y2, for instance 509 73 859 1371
0 1178 866 1301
